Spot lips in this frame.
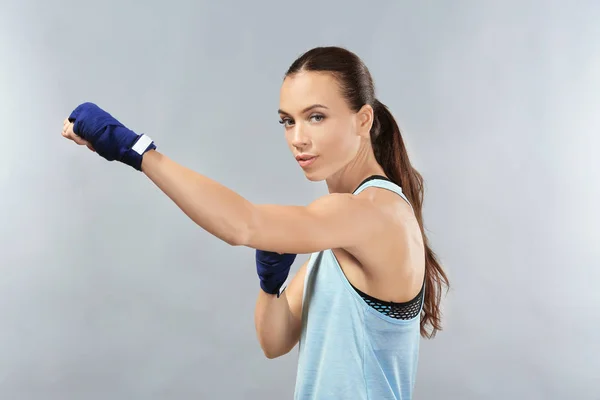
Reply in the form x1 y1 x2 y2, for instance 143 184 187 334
295 154 317 161
295 154 318 168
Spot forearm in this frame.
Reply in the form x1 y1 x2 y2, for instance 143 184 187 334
254 290 300 358
141 150 254 246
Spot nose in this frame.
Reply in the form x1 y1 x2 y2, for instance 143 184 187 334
290 124 310 149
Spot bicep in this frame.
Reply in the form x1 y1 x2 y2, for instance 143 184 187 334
245 193 386 254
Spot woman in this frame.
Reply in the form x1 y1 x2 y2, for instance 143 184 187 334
61 46 449 399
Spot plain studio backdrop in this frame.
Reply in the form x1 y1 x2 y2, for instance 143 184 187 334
1 1 598 399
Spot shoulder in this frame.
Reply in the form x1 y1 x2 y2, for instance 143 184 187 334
346 184 420 256
310 184 414 243
352 184 414 221
306 190 391 233
342 186 423 286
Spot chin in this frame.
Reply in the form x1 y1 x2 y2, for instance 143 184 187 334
305 174 323 182
302 168 328 182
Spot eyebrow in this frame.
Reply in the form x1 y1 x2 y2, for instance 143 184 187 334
278 104 329 116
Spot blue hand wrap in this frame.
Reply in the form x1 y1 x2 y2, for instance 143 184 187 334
255 250 296 296
68 102 156 171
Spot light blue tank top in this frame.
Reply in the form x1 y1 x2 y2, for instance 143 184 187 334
294 177 424 400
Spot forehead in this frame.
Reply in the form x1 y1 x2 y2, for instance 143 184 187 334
279 71 346 113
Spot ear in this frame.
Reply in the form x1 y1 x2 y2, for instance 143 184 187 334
356 104 374 139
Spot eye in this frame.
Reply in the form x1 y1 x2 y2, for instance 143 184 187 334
309 114 325 123
278 117 294 127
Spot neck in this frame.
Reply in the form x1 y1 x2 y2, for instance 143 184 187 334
326 143 386 194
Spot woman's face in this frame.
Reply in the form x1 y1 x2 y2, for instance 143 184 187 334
278 71 369 181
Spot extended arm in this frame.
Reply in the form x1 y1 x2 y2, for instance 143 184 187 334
62 102 386 255
141 150 386 254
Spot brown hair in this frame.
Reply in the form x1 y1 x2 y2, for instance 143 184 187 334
285 46 449 338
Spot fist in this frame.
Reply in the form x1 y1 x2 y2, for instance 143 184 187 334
255 250 297 295
60 102 156 171
61 117 95 152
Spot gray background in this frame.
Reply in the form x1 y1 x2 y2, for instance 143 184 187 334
1 1 598 399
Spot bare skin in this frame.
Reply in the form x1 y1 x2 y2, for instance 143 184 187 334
61 71 425 359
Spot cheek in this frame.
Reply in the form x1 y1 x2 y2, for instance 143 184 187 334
320 123 360 159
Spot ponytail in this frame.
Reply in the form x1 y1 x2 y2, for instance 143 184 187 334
372 99 450 339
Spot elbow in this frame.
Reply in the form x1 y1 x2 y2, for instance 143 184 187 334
262 349 280 359
256 331 291 360
223 231 247 247
227 204 259 247
257 334 283 359
261 345 289 359
225 223 252 247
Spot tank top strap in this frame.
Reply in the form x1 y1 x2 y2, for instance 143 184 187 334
352 175 412 208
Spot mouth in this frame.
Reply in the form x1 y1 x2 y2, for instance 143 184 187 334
295 154 318 168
